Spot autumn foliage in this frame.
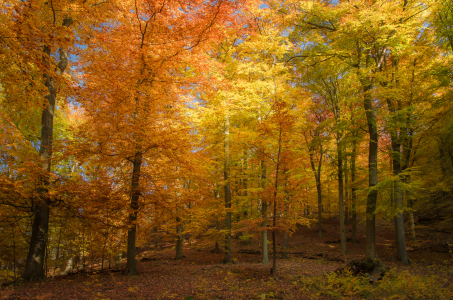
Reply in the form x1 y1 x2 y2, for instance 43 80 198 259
1 0 453 298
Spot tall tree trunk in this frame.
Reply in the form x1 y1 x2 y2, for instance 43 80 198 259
22 16 73 282
337 134 347 252
261 160 269 264
386 96 409 264
351 138 358 243
356 45 378 258
390 142 409 264
363 80 378 258
122 150 142 276
282 170 289 252
243 151 250 245
305 133 323 237
272 125 282 279
223 116 234 264
344 157 349 224
403 58 417 245
272 190 277 278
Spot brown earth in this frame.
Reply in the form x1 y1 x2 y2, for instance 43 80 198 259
2 217 452 299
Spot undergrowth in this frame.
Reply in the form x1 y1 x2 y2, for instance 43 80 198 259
298 268 453 299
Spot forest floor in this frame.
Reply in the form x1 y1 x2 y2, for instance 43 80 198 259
2 217 453 299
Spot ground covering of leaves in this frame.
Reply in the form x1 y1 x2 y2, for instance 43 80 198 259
2 219 453 299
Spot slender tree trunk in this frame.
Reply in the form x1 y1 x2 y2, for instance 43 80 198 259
406 176 416 244
54 215 62 275
122 151 142 276
214 220 221 253
12 227 16 279
272 195 277 278
385 92 409 264
328 183 331 221
22 16 73 282
282 172 290 253
305 133 323 237
344 157 349 225
362 79 378 258
82 230 85 270
390 142 409 264
261 160 269 264
101 228 109 271
223 116 234 264
212 187 221 253
90 234 93 272
272 125 282 279
351 139 358 243
243 152 250 245
408 198 416 243
45 228 50 277
337 134 347 252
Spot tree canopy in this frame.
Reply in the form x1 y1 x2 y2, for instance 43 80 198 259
1 0 453 290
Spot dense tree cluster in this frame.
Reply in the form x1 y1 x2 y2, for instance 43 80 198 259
1 0 452 282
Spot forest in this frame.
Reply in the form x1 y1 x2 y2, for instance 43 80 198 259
1 0 453 299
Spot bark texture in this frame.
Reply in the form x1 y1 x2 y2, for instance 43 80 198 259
122 151 142 276
261 161 269 264
175 216 183 260
351 138 358 243
223 116 234 264
22 16 73 282
337 135 347 252
363 79 378 258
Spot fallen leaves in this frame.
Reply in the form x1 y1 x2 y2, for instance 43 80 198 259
3 219 453 299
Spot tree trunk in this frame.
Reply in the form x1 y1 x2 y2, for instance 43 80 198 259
22 16 73 282
175 216 183 260
328 183 331 221
82 230 85 270
100 228 109 271
390 144 409 264
23 197 50 281
261 160 269 264
385 95 409 264
272 125 282 279
242 153 250 245
122 150 142 276
223 116 234 264
363 79 378 258
344 157 349 225
305 133 323 237
212 188 221 253
54 216 62 275
337 134 347 252
283 230 289 249
61 255 76 276
351 139 358 243
90 234 93 272
406 177 416 244
12 227 16 279
214 219 221 254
